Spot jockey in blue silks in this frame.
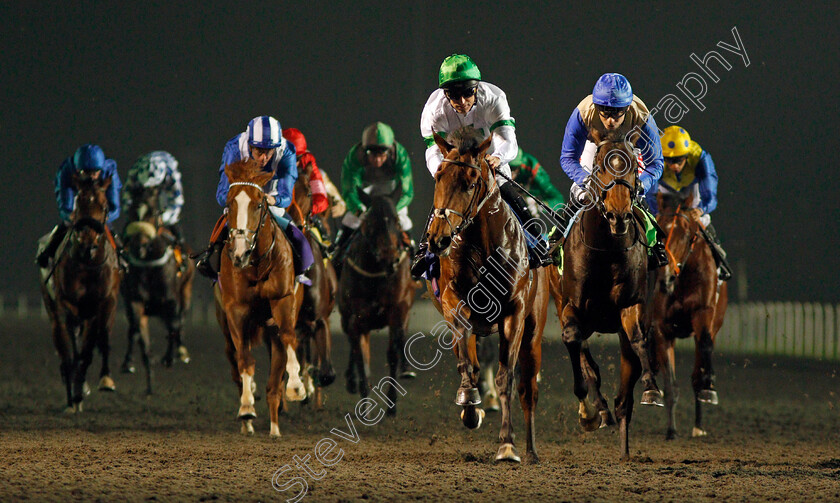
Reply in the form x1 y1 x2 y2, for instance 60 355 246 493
195 116 314 284
557 72 668 267
36 144 122 268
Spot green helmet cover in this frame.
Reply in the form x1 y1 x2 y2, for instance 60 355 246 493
438 54 481 88
362 122 395 149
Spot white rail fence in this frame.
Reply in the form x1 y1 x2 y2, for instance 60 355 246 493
3 295 837 361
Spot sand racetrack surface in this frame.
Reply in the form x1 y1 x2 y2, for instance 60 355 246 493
1 311 838 502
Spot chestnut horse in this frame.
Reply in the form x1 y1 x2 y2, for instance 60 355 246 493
650 191 728 439
39 171 121 412
214 159 306 436
425 127 549 464
120 183 195 394
337 185 415 414
558 130 663 460
289 160 337 407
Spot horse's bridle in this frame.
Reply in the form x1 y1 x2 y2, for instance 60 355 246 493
432 157 497 242
662 203 700 276
227 182 277 268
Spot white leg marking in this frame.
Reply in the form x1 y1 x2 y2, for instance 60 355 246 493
241 372 254 407
285 345 306 401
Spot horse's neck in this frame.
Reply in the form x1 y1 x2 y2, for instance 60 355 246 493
455 189 515 259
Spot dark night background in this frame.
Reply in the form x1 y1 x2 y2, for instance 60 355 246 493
1 1 838 304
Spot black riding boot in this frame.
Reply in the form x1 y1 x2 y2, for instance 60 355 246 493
36 222 71 268
329 225 356 276
195 228 227 280
635 197 669 269
410 209 435 280
311 216 331 246
500 182 552 268
702 223 732 281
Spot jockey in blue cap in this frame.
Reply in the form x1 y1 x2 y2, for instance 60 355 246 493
558 73 668 267
36 144 123 268
195 116 314 284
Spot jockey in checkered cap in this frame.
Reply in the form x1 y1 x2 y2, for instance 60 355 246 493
123 151 185 244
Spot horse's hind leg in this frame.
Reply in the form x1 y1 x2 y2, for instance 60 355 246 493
692 308 717 437
495 311 527 464
121 299 139 374
621 304 663 406
345 331 360 395
52 321 75 413
357 332 371 398
266 333 288 438
95 308 116 392
477 337 499 412
656 330 679 440
615 332 642 461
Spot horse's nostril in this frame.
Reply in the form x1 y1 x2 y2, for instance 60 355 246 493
606 212 616 222
438 237 452 250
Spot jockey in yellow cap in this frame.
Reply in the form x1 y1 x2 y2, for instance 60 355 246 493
647 126 731 280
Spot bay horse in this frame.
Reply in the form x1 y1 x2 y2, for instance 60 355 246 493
337 185 415 415
558 129 663 460
39 171 121 412
425 127 549 464
288 160 337 408
120 183 195 394
214 159 306 436
650 191 728 439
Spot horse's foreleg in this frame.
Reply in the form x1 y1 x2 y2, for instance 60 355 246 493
135 313 153 395
314 319 335 387
621 304 663 406
386 325 401 416
72 323 98 407
52 319 75 412
226 308 257 424
581 341 614 428
615 332 642 461
561 304 601 430
121 299 140 374
477 337 499 412
95 301 117 392
495 311 526 463
654 325 678 440
266 334 288 438
692 308 717 437
358 332 371 398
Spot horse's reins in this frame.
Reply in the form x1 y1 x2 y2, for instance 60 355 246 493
663 203 699 276
577 140 648 253
227 182 278 280
432 157 497 242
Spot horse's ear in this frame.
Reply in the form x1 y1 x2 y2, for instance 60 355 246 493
357 187 373 209
433 131 454 156
477 133 493 156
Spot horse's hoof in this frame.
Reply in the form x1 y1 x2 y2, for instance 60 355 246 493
241 419 254 435
319 368 336 387
579 412 602 432
600 410 615 428
460 407 485 429
269 422 281 438
74 402 83 413
161 356 173 368
120 362 136 374
62 405 76 415
483 394 500 412
385 405 397 417
692 427 708 438
399 370 417 379
82 382 91 396
698 389 718 405
98 376 116 392
494 443 521 463
177 346 191 364
455 387 481 406
666 429 677 440
523 451 540 465
238 405 257 420
641 389 664 406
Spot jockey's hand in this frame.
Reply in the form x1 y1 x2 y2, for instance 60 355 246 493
688 208 703 221
266 195 276 205
486 155 501 170
331 199 346 218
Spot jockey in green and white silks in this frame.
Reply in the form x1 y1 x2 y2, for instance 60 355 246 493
123 151 185 244
412 54 552 279
329 121 415 272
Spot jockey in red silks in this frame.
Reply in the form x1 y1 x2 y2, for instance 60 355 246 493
281 128 332 243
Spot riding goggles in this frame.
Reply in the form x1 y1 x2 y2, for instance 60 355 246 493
595 105 628 119
444 85 478 100
664 155 688 164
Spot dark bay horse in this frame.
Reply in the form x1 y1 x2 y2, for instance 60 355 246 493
650 191 728 439
337 185 415 414
425 127 549 464
40 171 121 412
120 183 195 394
558 130 663 460
289 160 337 408
214 159 306 436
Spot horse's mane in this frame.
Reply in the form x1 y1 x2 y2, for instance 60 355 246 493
447 126 484 155
225 159 271 185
